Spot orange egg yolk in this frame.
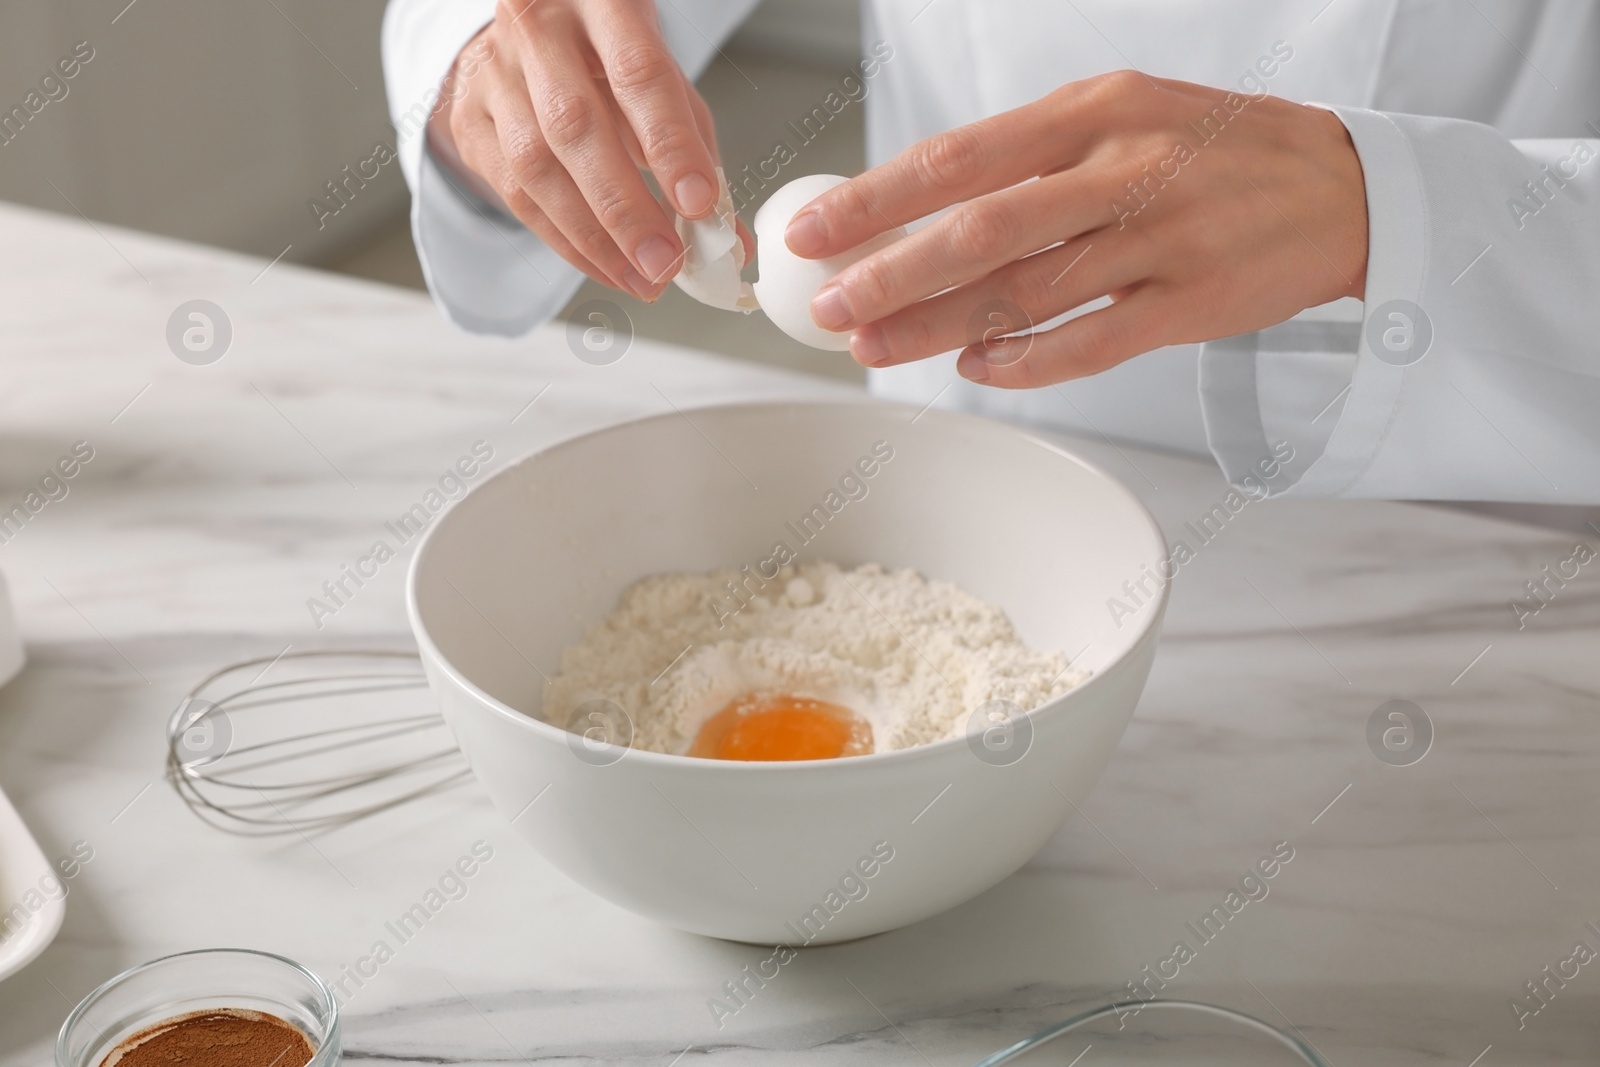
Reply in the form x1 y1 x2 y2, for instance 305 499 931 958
689 694 872 761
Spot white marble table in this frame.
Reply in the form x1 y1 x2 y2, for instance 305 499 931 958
1 200 1598 1064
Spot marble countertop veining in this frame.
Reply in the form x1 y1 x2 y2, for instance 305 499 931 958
1 201 1598 1064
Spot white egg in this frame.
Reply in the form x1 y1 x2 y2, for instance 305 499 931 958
752 174 908 351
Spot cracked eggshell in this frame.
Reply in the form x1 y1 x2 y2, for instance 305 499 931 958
671 168 758 312
752 174 907 352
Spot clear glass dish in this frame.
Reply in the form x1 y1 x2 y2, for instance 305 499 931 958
55 948 340 1067
974 999 1329 1067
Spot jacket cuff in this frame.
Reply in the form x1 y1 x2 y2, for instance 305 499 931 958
382 0 583 335
414 150 587 336
381 0 497 198
1198 104 1429 498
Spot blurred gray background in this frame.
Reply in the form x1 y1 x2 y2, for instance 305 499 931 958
0 0 866 381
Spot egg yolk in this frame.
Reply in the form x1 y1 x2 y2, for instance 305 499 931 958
689 694 872 761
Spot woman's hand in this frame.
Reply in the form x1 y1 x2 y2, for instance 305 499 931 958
427 0 727 300
785 71 1369 387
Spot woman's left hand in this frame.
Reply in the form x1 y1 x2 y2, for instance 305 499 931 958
784 71 1369 387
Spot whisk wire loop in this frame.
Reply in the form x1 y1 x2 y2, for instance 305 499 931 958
166 649 474 836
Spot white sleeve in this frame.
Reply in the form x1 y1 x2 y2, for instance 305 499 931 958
1198 108 1600 503
379 0 764 337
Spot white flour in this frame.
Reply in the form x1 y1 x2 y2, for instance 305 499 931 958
544 561 1088 755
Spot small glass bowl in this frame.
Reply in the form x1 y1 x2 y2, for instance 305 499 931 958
56 948 340 1067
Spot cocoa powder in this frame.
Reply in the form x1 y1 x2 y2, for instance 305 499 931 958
101 1008 314 1067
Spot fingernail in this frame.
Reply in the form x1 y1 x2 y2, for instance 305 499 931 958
621 265 655 300
851 324 891 366
957 349 991 382
636 234 681 283
811 285 851 330
786 210 827 256
675 173 715 216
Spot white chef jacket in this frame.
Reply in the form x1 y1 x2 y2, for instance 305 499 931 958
381 0 1600 503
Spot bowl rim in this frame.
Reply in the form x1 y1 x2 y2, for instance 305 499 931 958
55 947 339 1067
406 397 1170 773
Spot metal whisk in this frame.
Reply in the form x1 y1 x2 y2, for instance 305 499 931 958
166 648 472 836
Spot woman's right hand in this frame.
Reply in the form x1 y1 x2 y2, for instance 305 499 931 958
426 0 725 300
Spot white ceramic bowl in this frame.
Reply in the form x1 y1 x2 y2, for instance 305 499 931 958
408 400 1168 944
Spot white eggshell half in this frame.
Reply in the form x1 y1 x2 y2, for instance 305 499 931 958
752 174 908 351
672 167 758 312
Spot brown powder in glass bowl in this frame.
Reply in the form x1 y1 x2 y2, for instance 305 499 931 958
100 1008 315 1067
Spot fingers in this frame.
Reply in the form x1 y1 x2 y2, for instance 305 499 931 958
683 78 722 163
735 216 755 264
848 233 1146 367
518 12 686 284
686 80 745 263
584 0 720 218
473 68 662 294
784 69 1196 261
811 168 1117 332
447 96 626 292
449 3 733 297
785 100 1087 259
602 88 649 170
954 287 1170 389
